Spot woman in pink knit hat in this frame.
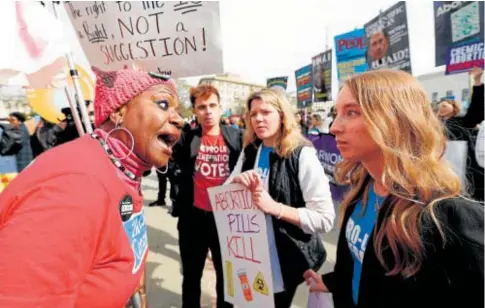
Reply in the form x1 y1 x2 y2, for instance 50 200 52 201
0 67 183 308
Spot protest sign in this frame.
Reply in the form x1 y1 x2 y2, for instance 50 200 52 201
364 1 412 73
208 184 275 308
446 41 484 75
307 134 348 204
295 65 312 108
267 76 288 90
334 28 367 85
64 1 223 78
434 1 484 67
445 140 468 189
312 50 332 102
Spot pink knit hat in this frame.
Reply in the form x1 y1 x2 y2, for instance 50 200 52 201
92 67 177 127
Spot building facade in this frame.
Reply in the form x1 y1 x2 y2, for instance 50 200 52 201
198 74 265 115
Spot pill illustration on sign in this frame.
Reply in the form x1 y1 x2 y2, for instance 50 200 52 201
238 270 253 302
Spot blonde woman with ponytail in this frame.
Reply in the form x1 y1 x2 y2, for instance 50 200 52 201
304 69 484 308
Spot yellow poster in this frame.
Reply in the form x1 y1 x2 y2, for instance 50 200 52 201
26 65 95 124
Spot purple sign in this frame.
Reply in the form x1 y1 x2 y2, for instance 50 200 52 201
308 134 349 204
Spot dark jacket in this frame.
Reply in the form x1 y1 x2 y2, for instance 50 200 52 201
444 84 485 201
322 176 484 308
459 84 484 129
173 125 243 216
16 124 33 172
241 140 326 288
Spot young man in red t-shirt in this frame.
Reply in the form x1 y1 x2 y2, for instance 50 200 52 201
174 85 243 308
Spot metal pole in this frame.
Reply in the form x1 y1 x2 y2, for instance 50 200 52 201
51 2 93 134
64 87 85 137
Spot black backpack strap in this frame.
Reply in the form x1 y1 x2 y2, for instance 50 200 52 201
241 140 262 172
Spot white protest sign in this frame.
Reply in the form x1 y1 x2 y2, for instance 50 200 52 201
445 140 468 188
476 121 484 168
64 1 223 78
208 183 275 308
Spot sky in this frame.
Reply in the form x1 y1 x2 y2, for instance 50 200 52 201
216 0 438 94
50 0 440 99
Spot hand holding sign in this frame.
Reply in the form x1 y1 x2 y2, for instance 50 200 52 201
231 170 260 191
231 171 279 215
252 176 280 216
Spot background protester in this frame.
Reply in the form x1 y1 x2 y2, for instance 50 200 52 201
7 112 33 172
0 67 183 308
174 84 243 308
30 117 60 158
308 112 328 135
295 111 308 135
304 70 483 308
229 88 335 308
437 67 484 201
56 100 96 145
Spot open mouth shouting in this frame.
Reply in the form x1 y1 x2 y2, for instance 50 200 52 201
156 129 180 156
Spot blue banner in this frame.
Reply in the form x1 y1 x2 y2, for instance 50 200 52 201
295 65 312 108
446 40 484 75
335 28 367 60
334 28 368 85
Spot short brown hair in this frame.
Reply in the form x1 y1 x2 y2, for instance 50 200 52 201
438 99 461 118
190 84 220 107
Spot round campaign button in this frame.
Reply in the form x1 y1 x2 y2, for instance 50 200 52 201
119 195 134 222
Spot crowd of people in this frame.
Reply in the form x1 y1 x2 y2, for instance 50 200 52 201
0 66 483 308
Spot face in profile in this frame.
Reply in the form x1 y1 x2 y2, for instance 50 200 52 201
8 116 21 129
330 85 380 161
122 84 183 168
249 98 281 141
369 32 389 61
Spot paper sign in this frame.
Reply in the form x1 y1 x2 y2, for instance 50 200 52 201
445 140 468 188
64 1 223 78
208 183 275 308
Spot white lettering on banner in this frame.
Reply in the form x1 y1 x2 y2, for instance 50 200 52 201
370 48 411 69
450 43 484 64
318 150 341 165
436 1 464 17
365 4 405 36
64 1 223 78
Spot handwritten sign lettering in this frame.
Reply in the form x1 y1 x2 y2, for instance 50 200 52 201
64 1 223 78
208 184 275 308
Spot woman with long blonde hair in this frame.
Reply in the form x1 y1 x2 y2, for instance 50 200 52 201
229 88 335 307
304 69 484 307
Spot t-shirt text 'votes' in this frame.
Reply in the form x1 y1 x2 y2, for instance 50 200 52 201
195 143 230 178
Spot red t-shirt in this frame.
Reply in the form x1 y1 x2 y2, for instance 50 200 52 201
193 134 230 211
0 135 148 308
